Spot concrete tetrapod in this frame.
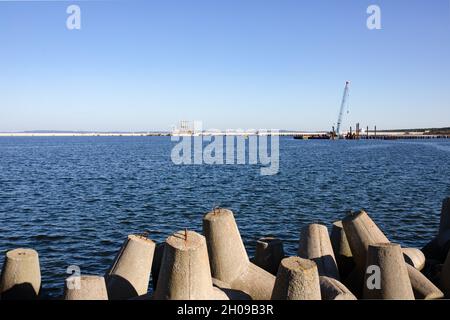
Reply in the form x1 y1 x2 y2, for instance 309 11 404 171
271 257 321 300
405 264 443 299
151 242 165 290
330 221 355 279
363 243 414 300
203 208 275 300
439 197 450 234
402 248 426 271
342 211 439 298
64 275 108 300
422 233 450 263
342 211 390 271
440 250 450 298
253 237 285 275
0 248 41 300
319 276 357 300
106 234 156 300
211 278 252 300
298 224 340 280
153 230 228 300
422 197 450 262
342 210 390 296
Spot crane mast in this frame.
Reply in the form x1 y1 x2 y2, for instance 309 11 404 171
336 81 350 138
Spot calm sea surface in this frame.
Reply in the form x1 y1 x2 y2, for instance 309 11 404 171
0 136 449 297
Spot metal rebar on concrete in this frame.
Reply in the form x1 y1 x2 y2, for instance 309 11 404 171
363 243 414 300
203 208 275 300
402 248 426 271
106 234 156 300
271 257 321 300
319 276 357 300
406 263 443 299
64 275 108 300
153 230 228 300
253 237 285 275
330 220 355 279
0 248 41 300
298 224 340 280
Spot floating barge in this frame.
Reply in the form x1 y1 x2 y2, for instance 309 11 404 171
293 134 331 140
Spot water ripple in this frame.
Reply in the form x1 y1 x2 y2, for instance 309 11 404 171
0 137 449 297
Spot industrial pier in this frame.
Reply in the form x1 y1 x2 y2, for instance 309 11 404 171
294 81 450 141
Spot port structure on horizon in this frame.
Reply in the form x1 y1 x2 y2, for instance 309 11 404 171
335 81 351 139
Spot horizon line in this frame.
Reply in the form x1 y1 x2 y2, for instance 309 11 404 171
1 126 450 134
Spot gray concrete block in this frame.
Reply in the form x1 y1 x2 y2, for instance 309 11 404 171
271 257 321 300
363 243 414 300
154 230 228 300
106 234 155 300
298 223 340 280
203 208 275 300
64 275 108 300
319 276 357 300
0 248 41 300
253 237 285 275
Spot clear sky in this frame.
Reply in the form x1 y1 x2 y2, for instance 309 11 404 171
0 0 449 132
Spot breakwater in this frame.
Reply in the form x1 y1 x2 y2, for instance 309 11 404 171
1 198 450 300
360 135 450 140
0 137 449 297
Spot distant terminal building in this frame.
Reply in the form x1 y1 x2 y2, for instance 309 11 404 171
179 121 193 133
172 120 197 136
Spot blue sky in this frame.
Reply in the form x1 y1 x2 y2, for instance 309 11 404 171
0 0 449 131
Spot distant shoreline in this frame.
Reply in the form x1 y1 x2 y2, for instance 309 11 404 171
0 132 171 137
0 131 308 137
0 127 449 137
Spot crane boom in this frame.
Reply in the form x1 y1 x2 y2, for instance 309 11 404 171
336 81 350 138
